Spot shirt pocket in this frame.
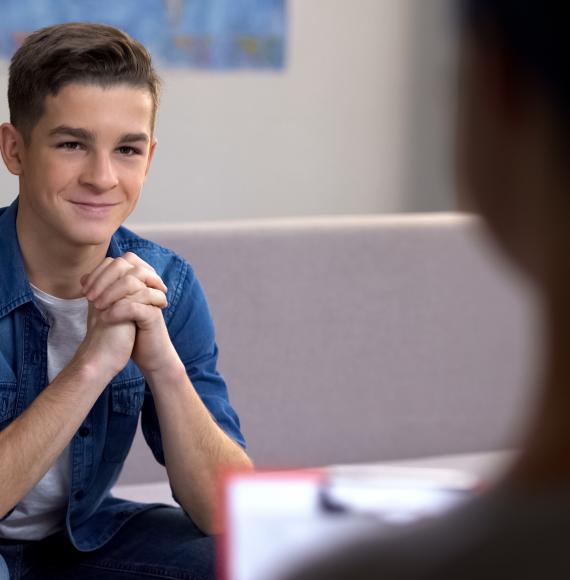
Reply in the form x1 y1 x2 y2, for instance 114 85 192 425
0 382 17 431
103 376 146 463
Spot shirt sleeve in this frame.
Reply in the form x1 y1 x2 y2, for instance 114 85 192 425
140 257 246 467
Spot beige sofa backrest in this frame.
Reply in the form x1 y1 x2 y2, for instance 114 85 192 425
118 213 537 485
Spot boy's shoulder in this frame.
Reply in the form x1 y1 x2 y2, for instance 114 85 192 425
112 224 195 282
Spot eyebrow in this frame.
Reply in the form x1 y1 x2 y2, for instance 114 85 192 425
48 125 149 144
49 126 95 142
118 132 150 144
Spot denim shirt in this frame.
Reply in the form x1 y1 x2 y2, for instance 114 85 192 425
0 198 246 550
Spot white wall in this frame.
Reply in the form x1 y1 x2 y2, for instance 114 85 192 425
0 0 434 223
403 0 456 212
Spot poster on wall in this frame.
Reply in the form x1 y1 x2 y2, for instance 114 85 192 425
0 0 287 70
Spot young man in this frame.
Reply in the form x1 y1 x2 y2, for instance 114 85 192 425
0 22 252 579
285 1 570 578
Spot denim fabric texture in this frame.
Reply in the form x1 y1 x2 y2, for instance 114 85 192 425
0 506 216 579
0 553 8 580
0 198 246 552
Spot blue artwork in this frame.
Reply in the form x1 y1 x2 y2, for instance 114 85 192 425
0 0 287 70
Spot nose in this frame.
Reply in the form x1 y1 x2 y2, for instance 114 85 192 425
79 151 119 193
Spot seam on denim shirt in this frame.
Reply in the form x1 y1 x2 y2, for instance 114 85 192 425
163 258 189 326
0 293 32 320
110 375 146 388
116 238 171 253
17 309 31 415
0 382 17 422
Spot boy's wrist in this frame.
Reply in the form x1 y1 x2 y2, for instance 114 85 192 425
143 352 186 390
68 350 121 388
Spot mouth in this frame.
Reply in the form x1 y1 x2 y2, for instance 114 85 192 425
70 201 119 207
69 200 120 217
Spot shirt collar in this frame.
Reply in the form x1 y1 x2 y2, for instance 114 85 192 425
0 197 34 318
0 197 122 319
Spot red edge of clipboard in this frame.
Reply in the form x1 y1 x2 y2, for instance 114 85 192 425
216 467 326 580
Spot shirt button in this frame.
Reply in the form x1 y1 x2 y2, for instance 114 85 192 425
79 427 90 437
74 490 85 501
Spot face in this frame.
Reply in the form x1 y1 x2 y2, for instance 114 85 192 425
6 83 156 249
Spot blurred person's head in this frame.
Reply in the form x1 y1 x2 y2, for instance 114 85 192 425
456 1 570 298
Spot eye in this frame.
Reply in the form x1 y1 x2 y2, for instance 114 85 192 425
117 146 142 156
57 141 84 151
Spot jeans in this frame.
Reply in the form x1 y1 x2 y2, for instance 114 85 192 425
0 506 215 579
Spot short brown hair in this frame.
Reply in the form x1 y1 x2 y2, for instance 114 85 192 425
8 22 161 141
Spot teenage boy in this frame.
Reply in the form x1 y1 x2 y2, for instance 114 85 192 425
0 22 252 579
285 1 570 578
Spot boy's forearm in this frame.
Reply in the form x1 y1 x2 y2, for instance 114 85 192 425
147 360 253 534
0 358 110 519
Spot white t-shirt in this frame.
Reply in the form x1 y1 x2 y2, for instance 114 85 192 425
0 285 88 540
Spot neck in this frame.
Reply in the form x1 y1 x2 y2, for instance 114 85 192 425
508 289 570 488
16 208 108 300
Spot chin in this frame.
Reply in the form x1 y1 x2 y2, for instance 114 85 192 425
65 222 119 248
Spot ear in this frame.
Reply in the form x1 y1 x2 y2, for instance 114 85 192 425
145 138 157 177
0 123 26 176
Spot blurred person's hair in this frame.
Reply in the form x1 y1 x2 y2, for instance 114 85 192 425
461 1 570 124
8 22 161 142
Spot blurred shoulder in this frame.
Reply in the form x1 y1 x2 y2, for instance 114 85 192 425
283 489 570 580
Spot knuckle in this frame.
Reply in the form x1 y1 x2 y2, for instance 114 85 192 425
155 289 168 304
116 257 134 272
125 274 143 290
127 302 143 319
135 266 149 277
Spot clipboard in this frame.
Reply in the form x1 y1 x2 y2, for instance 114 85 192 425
219 465 479 580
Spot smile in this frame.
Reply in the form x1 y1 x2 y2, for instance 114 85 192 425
69 201 120 217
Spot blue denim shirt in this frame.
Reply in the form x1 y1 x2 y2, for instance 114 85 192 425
0 198 246 550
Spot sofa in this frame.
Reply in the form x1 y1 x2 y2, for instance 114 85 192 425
113 213 537 502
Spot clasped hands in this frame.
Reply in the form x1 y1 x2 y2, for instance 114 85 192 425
80 252 177 377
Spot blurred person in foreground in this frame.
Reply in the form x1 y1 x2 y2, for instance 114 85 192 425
284 1 570 578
